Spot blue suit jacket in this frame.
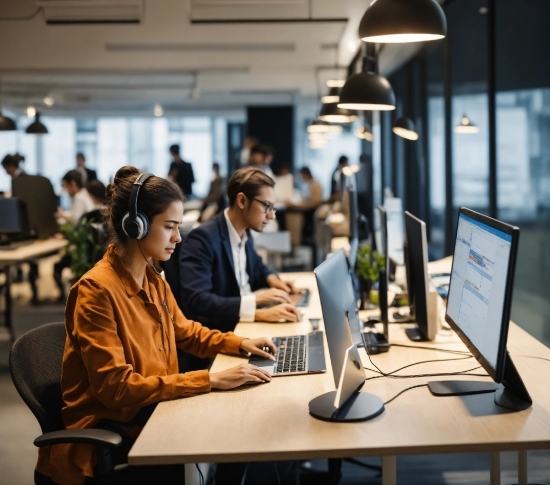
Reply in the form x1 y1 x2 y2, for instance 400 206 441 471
179 212 275 332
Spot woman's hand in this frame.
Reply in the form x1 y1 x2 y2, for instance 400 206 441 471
209 363 271 389
240 337 277 359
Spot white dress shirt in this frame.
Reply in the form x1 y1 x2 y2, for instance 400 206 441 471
70 188 96 226
223 209 256 322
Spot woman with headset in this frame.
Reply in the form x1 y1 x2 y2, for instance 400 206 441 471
36 166 278 485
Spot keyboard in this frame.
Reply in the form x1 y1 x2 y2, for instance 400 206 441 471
0 240 34 250
292 289 311 307
272 335 307 374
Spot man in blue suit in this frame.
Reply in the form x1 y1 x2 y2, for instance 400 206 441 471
179 167 300 333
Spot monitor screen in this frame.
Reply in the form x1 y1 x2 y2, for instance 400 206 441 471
404 212 431 339
377 206 389 286
0 198 22 234
446 210 514 374
315 249 356 387
384 197 405 266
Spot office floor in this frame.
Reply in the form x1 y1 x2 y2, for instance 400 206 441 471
0 258 549 485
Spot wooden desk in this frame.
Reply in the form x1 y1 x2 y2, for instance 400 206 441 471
0 238 67 338
129 271 550 485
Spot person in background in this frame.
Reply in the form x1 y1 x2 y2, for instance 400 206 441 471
329 155 349 203
168 144 195 198
249 145 274 177
286 167 322 210
202 162 224 207
1 153 26 186
82 179 106 223
36 165 279 485
57 170 96 226
76 152 97 186
180 167 300 336
239 136 258 166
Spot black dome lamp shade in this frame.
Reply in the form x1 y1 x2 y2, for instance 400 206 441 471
338 56 395 111
319 102 358 124
26 113 48 134
392 116 418 140
0 111 17 131
454 114 480 134
359 0 447 43
321 87 340 104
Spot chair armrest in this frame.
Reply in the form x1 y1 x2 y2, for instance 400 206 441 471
34 429 122 448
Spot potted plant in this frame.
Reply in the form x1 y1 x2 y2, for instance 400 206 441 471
355 243 386 309
60 219 102 281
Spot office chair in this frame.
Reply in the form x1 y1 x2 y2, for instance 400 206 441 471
10 322 185 485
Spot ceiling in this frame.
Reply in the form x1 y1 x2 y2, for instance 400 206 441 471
0 0 424 117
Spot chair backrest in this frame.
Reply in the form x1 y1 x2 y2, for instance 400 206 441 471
9 322 67 434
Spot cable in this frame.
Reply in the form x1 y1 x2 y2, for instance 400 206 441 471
390 343 470 355
364 355 474 378
384 384 428 405
0 7 42 21
519 355 550 362
364 367 488 382
344 457 381 473
195 463 204 485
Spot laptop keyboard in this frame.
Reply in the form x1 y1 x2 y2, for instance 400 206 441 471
293 289 311 307
273 335 307 374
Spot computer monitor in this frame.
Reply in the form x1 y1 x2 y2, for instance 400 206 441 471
384 197 405 266
0 198 23 234
404 212 439 341
429 208 531 411
314 249 356 387
312 248 384 422
12 175 58 239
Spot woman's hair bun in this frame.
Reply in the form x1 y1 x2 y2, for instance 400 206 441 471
113 166 141 186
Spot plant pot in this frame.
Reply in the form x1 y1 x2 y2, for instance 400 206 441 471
359 278 374 310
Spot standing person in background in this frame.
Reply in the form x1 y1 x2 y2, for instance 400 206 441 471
76 152 97 186
168 144 195 198
1 153 26 186
239 136 259 166
249 145 274 178
329 155 348 203
202 162 224 207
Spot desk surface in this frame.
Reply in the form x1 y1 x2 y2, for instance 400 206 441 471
0 238 67 265
129 267 550 466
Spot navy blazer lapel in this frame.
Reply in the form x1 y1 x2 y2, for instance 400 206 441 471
217 213 236 274
244 230 255 285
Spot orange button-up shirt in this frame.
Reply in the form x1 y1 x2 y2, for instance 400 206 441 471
37 245 245 485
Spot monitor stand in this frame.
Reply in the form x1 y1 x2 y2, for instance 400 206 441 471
428 352 532 412
405 327 430 341
309 390 384 422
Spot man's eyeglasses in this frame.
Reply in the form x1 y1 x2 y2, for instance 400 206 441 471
252 198 276 214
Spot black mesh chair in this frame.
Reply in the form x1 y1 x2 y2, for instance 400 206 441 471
10 323 184 485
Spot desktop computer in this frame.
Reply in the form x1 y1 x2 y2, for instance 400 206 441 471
428 207 531 411
0 198 34 248
404 212 439 341
311 248 384 422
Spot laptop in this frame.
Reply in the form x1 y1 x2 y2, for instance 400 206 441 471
248 330 326 376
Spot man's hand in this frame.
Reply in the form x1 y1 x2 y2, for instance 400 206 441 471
256 303 300 323
240 337 277 360
267 274 299 295
256 288 292 306
209 364 271 389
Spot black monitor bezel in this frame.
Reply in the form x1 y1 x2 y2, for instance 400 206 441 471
0 198 23 234
445 207 520 384
376 205 389 284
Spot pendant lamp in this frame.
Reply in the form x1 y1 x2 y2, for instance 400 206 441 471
319 102 358 124
454 114 479 134
321 87 340 104
393 116 419 140
355 123 374 142
26 113 48 134
326 79 346 88
307 119 343 134
338 56 395 111
359 0 447 43
0 111 17 131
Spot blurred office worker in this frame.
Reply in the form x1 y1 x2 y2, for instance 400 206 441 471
329 155 349 202
248 144 274 177
57 170 96 226
1 153 27 188
75 152 97 185
168 143 195 197
37 166 275 485
180 166 300 332
287 167 322 209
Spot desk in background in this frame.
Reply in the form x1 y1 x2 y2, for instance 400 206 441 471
129 269 550 485
0 238 67 340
